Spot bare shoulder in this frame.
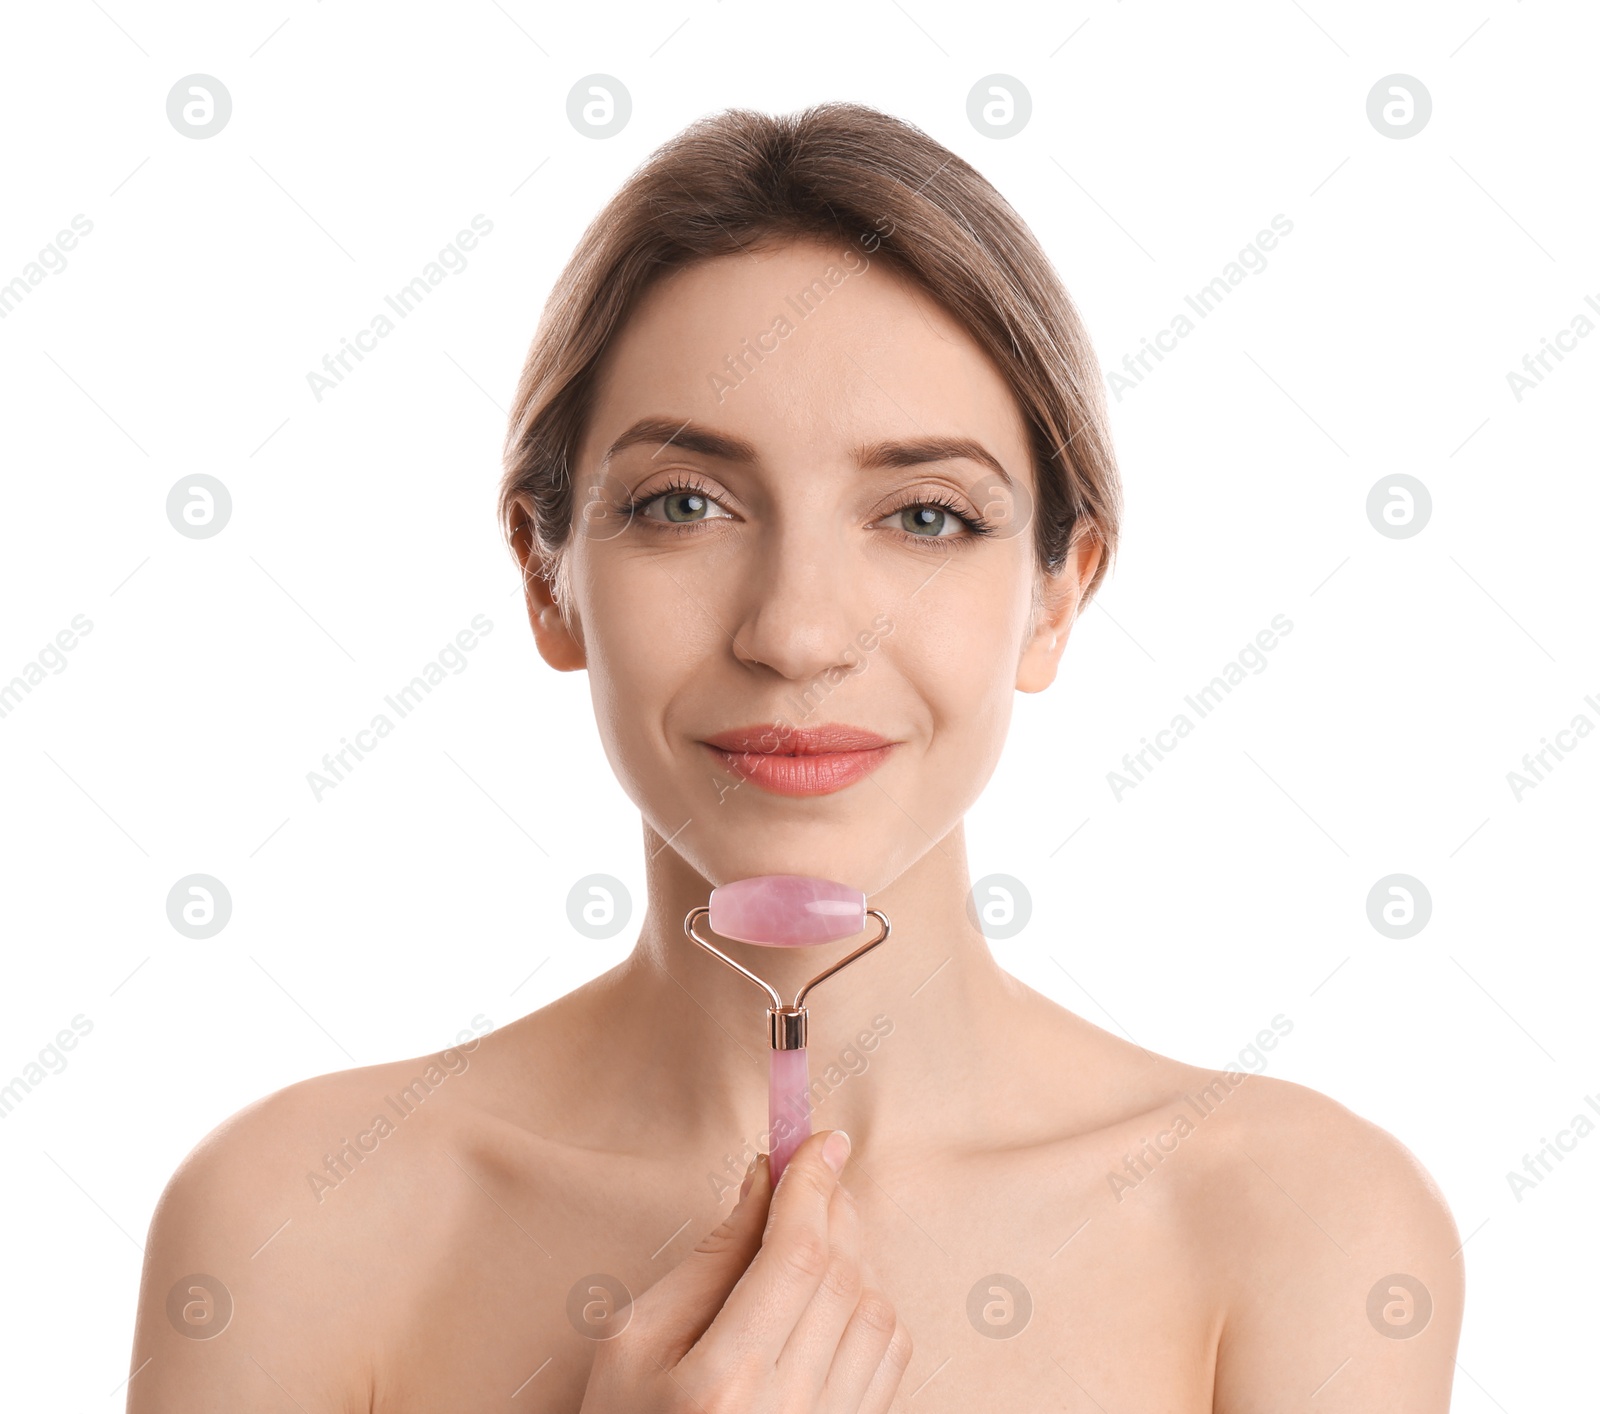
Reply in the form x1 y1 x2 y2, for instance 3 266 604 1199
1185 1071 1466 1411
126 1033 493 1413
1195 1071 1458 1233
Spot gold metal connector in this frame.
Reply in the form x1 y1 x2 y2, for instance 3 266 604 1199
684 907 892 1052
769 1006 806 1049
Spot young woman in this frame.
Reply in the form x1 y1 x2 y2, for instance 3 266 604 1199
128 102 1463 1413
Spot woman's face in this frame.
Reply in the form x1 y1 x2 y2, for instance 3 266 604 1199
520 237 1094 891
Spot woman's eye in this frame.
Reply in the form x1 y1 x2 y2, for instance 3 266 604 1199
637 488 732 524
887 503 968 538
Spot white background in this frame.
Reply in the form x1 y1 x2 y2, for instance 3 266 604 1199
1 0 1594 1406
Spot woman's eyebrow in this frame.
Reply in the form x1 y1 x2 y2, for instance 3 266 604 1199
603 417 757 465
855 436 1014 488
603 417 1013 488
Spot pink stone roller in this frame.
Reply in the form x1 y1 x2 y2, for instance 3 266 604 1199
685 875 891 1184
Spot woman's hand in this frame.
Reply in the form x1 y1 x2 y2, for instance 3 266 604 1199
578 1129 911 1414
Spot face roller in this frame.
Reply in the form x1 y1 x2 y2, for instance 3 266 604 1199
684 875 891 1184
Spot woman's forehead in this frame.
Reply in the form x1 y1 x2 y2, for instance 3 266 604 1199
582 241 1031 470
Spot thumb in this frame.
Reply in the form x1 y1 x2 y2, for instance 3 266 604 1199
634 1153 772 1361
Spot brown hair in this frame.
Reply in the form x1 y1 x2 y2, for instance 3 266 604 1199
498 100 1121 619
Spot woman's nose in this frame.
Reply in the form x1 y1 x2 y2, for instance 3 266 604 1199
726 522 875 683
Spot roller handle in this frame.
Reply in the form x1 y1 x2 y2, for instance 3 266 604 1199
768 1046 811 1183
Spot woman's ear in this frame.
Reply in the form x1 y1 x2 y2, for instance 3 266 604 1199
510 499 586 673
1016 531 1102 694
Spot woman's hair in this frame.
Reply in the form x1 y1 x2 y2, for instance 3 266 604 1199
498 100 1121 621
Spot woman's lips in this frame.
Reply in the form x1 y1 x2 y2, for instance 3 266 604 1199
702 743 896 796
699 723 897 798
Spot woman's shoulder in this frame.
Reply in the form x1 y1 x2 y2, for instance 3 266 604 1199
162 1027 489 1186
1091 1035 1460 1253
1034 1001 1463 1394
127 1039 498 1409
1135 1059 1465 1400
1172 1065 1458 1242
1037 998 1458 1248
155 1018 514 1231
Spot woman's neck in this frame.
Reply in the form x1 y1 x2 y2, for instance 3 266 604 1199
575 818 1037 1167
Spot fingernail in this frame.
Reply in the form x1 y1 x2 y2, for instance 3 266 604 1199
739 1155 758 1199
823 1130 851 1175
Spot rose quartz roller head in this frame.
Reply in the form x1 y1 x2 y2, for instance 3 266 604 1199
684 875 891 1184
